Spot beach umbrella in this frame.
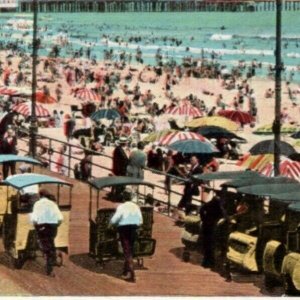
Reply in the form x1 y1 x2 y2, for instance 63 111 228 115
90 109 120 121
185 116 239 131
168 139 219 155
218 109 254 124
260 159 300 181
249 139 296 156
142 129 177 143
74 88 100 102
12 102 50 118
158 131 208 146
237 153 275 171
35 91 57 104
0 86 18 96
254 123 298 135
165 101 202 118
196 125 245 141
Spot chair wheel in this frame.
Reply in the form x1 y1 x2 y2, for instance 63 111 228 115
182 251 190 262
137 258 144 267
56 252 63 267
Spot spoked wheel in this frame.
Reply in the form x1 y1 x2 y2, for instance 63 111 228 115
137 258 144 268
11 252 26 270
283 274 298 295
264 274 277 290
182 250 190 262
56 252 63 267
96 258 105 269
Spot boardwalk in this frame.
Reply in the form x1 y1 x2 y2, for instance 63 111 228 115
0 166 283 296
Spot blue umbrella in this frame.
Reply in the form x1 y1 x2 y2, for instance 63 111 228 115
168 139 219 154
196 125 246 141
90 109 120 121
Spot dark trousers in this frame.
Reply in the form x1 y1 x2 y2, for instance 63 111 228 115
3 162 16 179
35 224 58 274
118 225 138 275
178 183 195 214
202 225 216 266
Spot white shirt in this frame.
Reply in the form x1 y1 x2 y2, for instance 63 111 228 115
110 201 143 227
30 197 63 225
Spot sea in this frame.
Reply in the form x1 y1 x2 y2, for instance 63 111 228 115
1 12 300 81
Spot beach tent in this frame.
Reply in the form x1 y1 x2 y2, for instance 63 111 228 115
197 125 245 141
165 101 202 118
260 160 300 181
142 129 177 143
12 102 50 118
74 88 100 102
249 139 296 156
35 91 57 104
168 139 219 154
218 109 254 125
158 131 208 146
185 116 239 131
0 87 19 96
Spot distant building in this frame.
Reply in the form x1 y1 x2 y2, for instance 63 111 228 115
0 0 18 11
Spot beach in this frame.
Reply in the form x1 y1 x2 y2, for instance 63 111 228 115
1 11 300 203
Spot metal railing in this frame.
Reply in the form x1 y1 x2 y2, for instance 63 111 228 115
17 129 202 217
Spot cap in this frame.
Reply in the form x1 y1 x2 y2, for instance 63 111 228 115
123 188 133 201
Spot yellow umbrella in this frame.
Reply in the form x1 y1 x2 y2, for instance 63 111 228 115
185 116 239 131
254 123 298 135
142 129 177 143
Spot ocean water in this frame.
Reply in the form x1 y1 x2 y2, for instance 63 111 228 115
1 12 300 81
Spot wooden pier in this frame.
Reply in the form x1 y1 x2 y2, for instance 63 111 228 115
14 0 300 13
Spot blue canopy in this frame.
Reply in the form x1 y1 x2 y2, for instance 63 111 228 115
194 170 260 182
89 176 154 190
3 173 73 190
223 175 297 188
269 192 300 204
237 183 300 196
0 155 42 165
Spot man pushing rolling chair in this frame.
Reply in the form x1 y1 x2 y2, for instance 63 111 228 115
110 189 143 283
30 189 63 276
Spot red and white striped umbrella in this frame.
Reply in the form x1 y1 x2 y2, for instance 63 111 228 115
74 88 100 102
158 131 208 146
260 159 300 181
13 102 50 117
165 101 202 118
0 86 18 96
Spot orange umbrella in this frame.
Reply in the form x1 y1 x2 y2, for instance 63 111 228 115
35 91 57 104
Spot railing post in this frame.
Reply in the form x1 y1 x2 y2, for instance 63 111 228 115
68 144 72 177
49 138 52 170
167 187 171 216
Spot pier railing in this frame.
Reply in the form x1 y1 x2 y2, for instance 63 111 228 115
16 0 300 13
17 130 201 218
